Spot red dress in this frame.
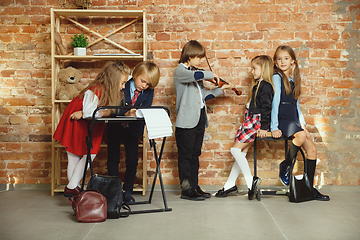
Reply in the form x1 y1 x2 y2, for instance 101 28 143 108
53 87 104 156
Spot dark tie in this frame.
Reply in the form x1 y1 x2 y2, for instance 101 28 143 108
290 81 295 91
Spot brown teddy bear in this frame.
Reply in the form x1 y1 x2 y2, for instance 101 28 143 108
56 66 85 100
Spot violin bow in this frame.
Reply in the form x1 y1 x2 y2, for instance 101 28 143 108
204 55 242 96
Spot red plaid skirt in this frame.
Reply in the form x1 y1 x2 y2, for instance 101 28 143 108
234 109 261 143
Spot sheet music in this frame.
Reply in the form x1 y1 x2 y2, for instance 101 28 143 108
136 109 173 139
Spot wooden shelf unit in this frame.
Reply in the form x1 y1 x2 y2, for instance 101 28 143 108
50 8 148 196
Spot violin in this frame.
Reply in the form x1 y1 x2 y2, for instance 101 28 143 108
191 57 241 96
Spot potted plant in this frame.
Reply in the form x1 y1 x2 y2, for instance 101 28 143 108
71 33 89 56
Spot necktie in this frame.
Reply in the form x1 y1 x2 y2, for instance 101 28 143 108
290 81 295 91
130 90 140 106
122 90 140 128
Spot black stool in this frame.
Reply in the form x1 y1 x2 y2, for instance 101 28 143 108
253 132 291 201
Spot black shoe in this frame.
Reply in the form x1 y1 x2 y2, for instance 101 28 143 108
123 191 135 204
279 160 290 186
195 186 211 198
248 176 262 200
215 186 238 197
313 188 330 201
181 187 206 201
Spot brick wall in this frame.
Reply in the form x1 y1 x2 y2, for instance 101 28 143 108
0 0 359 187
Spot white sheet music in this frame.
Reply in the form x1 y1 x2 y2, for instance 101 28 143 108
136 109 173 139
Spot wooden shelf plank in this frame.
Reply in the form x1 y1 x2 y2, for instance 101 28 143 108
54 55 144 61
53 9 144 17
54 100 71 103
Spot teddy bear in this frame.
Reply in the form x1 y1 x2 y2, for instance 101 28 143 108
56 66 85 100
54 31 67 55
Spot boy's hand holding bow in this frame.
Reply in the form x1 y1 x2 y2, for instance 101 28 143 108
206 73 220 86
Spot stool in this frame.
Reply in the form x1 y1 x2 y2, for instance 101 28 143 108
253 132 291 201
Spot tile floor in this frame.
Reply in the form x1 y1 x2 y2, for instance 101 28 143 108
1 186 359 240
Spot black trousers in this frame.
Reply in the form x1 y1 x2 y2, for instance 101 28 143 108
107 122 139 193
175 108 206 188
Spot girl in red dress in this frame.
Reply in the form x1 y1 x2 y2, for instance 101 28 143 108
53 61 131 197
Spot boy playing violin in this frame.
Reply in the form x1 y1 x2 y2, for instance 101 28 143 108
174 40 229 201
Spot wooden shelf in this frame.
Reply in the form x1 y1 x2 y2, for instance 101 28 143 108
54 100 71 103
54 55 144 61
52 9 144 17
50 8 148 197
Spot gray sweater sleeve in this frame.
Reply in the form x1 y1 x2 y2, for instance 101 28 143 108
174 65 215 83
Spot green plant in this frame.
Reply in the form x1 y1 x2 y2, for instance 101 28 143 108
71 33 89 48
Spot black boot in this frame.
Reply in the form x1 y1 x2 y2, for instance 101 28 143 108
279 142 300 185
306 158 330 201
306 158 316 186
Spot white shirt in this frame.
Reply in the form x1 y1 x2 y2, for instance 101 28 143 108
82 90 101 118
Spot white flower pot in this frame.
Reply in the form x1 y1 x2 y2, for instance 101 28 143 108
74 47 86 56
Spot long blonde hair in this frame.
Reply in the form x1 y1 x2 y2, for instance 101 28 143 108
78 61 131 106
273 45 301 99
247 55 274 107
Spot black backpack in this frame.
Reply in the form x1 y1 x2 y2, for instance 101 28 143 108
87 174 130 218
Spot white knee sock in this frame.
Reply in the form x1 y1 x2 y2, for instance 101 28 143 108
67 154 96 189
66 151 80 182
223 161 241 191
228 147 253 189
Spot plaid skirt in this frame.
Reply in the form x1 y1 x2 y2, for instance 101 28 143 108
234 109 261 143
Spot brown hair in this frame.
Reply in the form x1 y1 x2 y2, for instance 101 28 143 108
179 40 206 64
132 61 160 89
273 45 301 99
78 61 131 106
247 55 274 107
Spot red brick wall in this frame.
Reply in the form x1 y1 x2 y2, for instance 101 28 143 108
0 0 359 187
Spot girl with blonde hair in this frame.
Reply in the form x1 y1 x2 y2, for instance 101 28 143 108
216 55 274 200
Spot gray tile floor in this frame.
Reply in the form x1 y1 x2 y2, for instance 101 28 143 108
1 186 359 240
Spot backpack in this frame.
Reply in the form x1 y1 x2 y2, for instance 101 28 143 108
87 174 131 218
68 189 107 223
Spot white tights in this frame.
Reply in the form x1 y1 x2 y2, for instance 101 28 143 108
66 151 96 189
223 147 253 190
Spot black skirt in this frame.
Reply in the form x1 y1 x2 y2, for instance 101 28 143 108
278 115 303 137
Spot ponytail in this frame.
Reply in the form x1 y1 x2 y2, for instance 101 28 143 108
273 45 301 99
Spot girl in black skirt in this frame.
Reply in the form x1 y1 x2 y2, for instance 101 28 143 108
215 55 274 200
270 45 329 201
